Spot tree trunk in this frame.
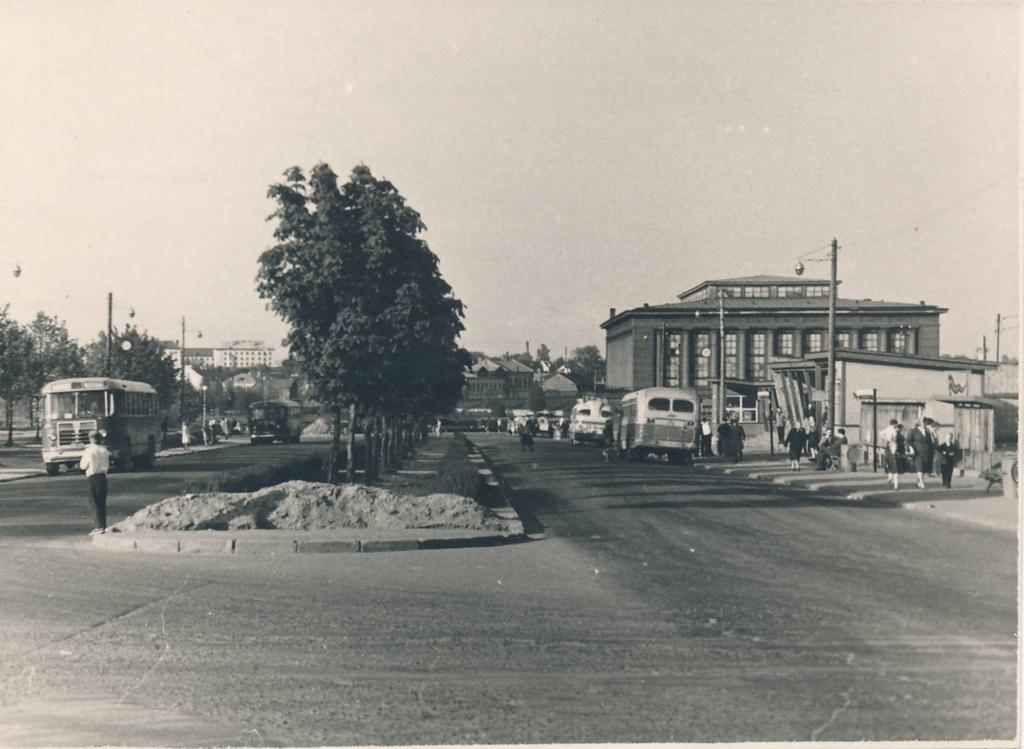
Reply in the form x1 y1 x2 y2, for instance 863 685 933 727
5 398 13 447
380 416 391 475
328 404 342 483
364 414 375 484
346 402 357 485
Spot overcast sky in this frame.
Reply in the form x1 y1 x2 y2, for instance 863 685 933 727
1 1 1018 360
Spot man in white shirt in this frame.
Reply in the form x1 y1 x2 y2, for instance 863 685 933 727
79 431 111 535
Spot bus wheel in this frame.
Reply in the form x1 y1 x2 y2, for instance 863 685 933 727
140 437 156 468
44 463 60 476
120 440 133 472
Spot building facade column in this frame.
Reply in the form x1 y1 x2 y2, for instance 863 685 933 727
710 330 720 380
736 330 748 380
679 331 691 387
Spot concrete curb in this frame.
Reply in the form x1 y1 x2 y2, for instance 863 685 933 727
91 528 525 554
466 436 546 541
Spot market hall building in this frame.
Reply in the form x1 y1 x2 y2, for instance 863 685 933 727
601 275 995 460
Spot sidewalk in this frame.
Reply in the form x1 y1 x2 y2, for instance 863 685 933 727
695 456 1018 533
93 434 526 554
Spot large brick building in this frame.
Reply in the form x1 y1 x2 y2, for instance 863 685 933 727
602 274 954 432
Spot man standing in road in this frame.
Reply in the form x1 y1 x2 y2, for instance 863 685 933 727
699 416 713 457
79 430 111 536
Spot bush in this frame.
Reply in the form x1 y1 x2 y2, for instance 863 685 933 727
184 451 329 493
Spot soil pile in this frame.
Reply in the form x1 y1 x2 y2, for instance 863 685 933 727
111 481 517 533
301 418 333 437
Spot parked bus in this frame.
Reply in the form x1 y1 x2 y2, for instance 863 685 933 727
248 400 302 444
41 378 161 475
568 398 615 445
617 387 700 464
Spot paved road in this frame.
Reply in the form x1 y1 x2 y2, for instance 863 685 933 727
0 434 1015 745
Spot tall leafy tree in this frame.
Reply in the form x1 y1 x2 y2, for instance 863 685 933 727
0 308 34 445
258 163 469 482
84 325 178 409
25 312 86 435
570 345 606 387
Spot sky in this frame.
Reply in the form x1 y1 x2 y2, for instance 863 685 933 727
0 0 1019 360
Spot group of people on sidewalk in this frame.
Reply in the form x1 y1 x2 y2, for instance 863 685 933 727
781 415 847 472
697 415 746 463
879 417 961 490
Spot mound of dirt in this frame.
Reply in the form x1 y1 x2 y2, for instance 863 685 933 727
301 418 333 437
110 481 517 533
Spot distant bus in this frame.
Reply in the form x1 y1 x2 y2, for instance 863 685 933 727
41 378 161 475
568 398 615 445
618 387 700 464
248 400 302 444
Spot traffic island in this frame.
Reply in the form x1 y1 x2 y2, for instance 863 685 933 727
91 474 525 554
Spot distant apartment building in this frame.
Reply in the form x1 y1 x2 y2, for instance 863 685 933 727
164 340 276 369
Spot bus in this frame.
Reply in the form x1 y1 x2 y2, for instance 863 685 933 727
41 378 161 475
568 398 615 445
248 400 303 444
617 387 700 464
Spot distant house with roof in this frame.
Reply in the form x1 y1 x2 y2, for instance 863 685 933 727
461 357 535 404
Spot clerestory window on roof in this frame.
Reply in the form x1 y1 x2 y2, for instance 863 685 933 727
743 286 770 298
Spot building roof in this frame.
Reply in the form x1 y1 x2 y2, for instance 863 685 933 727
677 275 840 300
603 295 947 326
771 349 996 372
496 357 535 373
540 373 579 392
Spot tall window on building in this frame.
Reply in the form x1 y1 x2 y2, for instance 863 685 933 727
890 329 911 354
805 332 824 353
663 333 682 387
836 331 852 349
693 332 712 384
724 333 739 378
862 331 880 351
776 332 795 356
748 332 767 380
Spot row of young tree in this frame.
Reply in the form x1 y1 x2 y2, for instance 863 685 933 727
0 309 180 444
258 163 471 483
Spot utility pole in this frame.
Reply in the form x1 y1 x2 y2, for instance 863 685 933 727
718 290 726 423
995 313 1002 362
106 292 113 377
826 238 838 431
179 317 186 425
982 334 988 361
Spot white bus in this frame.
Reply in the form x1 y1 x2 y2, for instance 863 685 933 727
568 398 615 445
41 378 161 475
617 387 700 464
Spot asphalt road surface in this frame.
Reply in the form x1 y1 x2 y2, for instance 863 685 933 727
0 434 1016 746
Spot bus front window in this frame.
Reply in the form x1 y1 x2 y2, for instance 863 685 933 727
47 393 76 420
77 391 107 417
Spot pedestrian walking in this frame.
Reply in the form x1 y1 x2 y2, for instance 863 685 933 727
716 417 731 458
181 421 192 452
784 423 807 470
884 423 906 489
518 421 534 452
936 432 961 488
600 417 617 462
908 420 932 489
79 430 111 535
806 415 819 459
776 409 787 446
699 417 713 457
924 417 939 475
726 416 746 463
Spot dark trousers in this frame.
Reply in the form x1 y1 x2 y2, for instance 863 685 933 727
940 462 954 488
700 434 712 457
88 473 108 529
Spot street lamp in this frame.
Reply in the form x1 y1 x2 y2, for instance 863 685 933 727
202 385 209 442
795 238 839 431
